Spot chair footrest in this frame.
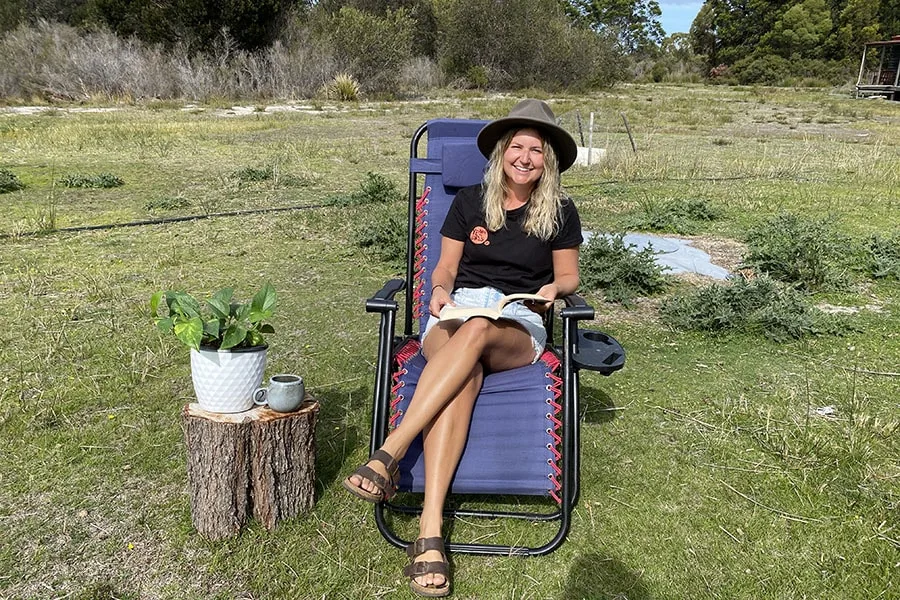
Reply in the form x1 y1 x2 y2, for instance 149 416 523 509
572 329 625 374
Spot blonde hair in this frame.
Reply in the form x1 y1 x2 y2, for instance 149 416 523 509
482 129 563 241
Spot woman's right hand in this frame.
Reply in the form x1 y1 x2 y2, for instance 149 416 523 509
429 285 454 317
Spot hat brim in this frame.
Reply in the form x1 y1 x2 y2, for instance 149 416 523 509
477 116 578 172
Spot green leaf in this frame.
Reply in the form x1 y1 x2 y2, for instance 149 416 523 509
203 319 220 340
155 316 174 332
170 292 202 318
150 291 164 315
220 324 248 350
234 303 251 321
207 288 233 319
174 317 203 349
249 283 276 322
258 324 275 334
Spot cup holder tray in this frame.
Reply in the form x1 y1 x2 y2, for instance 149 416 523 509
571 329 625 374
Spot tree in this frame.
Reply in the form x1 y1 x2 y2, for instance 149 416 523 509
563 0 664 53
86 0 293 51
760 0 832 58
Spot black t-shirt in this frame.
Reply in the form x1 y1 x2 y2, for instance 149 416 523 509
440 185 583 295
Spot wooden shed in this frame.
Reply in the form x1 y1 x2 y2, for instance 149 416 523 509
856 36 900 100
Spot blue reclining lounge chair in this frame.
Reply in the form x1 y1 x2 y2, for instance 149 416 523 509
364 118 625 556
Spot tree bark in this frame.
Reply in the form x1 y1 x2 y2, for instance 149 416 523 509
182 399 319 540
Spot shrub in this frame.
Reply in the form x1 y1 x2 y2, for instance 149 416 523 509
438 0 625 90
660 274 845 342
144 196 192 211
399 56 443 94
742 213 853 291
233 166 275 182
323 7 414 92
353 205 407 269
320 72 360 101
624 197 721 235
325 172 401 207
580 233 668 304
863 233 900 280
59 173 124 188
0 168 25 193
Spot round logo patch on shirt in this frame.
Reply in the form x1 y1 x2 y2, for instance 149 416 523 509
469 226 489 245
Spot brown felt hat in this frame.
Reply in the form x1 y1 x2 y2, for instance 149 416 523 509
477 99 578 172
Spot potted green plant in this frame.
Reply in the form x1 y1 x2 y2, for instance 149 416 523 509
151 283 276 413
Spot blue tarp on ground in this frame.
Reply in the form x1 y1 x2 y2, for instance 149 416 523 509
585 232 730 280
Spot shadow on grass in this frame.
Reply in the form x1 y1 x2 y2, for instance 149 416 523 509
312 384 370 495
582 384 620 425
563 552 652 600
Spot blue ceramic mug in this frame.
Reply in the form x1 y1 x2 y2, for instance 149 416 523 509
253 374 305 413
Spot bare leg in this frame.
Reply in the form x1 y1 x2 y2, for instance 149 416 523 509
348 318 534 496
411 361 482 589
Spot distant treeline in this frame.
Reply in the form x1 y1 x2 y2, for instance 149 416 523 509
690 0 900 84
0 0 897 101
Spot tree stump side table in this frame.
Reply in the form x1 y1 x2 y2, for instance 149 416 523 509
182 397 319 540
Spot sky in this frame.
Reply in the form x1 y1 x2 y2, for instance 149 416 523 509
657 0 704 35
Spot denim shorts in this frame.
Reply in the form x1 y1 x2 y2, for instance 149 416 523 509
421 286 547 363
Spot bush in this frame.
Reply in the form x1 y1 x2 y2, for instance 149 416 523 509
0 168 25 193
624 197 721 235
732 53 792 85
322 7 414 92
438 0 625 90
353 204 407 269
660 274 845 342
59 173 124 188
580 233 668 304
320 72 360 101
742 213 853 291
863 233 900 280
325 172 402 207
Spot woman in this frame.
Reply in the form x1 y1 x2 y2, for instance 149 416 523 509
343 99 582 597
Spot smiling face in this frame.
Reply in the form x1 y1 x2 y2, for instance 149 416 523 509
502 128 545 192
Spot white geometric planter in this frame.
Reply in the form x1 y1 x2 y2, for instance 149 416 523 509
190 346 267 413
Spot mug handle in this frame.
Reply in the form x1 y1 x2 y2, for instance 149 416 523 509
253 387 268 406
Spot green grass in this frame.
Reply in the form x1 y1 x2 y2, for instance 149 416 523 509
0 85 897 599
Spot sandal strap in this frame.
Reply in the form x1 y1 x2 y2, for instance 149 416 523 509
370 449 400 483
352 465 392 497
403 560 449 578
406 536 446 558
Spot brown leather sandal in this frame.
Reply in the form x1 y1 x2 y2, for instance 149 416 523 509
403 537 451 598
341 449 400 503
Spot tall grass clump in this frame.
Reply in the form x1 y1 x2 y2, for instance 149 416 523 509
580 233 668 304
660 275 845 342
742 213 853 291
624 197 721 234
320 72 360 101
0 169 25 193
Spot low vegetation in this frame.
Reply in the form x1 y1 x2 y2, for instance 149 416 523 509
0 88 897 600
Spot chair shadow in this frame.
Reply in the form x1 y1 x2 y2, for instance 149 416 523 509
581 383 620 425
563 552 653 600
311 384 371 493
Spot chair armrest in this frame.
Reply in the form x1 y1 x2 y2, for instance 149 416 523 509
559 293 595 321
365 279 406 313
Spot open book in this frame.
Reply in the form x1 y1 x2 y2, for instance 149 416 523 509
438 293 551 321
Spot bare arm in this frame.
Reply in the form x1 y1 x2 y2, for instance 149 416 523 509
429 237 464 317
533 247 580 311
